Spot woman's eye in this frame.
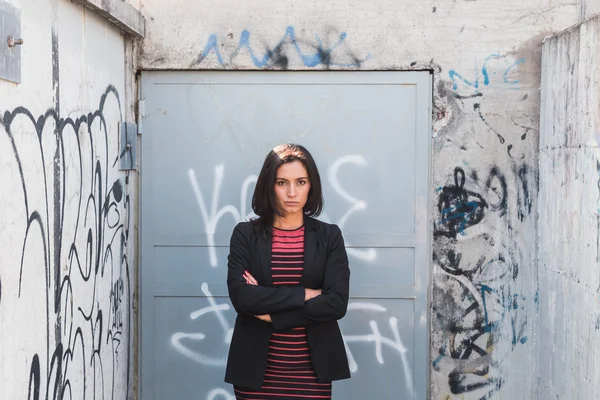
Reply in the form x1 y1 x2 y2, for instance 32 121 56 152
298 180 306 185
277 181 286 186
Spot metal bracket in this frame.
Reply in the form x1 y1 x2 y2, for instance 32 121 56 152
7 35 23 48
119 122 137 170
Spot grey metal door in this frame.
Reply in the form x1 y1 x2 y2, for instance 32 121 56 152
140 71 431 400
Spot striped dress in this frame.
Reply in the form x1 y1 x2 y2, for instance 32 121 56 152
234 225 332 400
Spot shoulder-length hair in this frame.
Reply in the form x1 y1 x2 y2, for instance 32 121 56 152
251 143 323 230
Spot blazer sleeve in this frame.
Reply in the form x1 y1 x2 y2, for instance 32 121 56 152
227 223 305 316
270 225 350 331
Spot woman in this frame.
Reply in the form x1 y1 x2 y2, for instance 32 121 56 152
225 143 351 399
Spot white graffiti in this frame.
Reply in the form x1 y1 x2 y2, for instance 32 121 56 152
328 155 368 226
323 155 376 263
207 388 235 400
343 302 414 394
170 282 232 367
188 154 377 267
189 167 257 267
171 288 414 394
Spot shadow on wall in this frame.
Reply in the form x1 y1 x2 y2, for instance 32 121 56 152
0 86 131 400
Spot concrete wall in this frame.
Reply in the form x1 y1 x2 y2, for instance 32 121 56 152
0 0 139 399
581 1 600 21
538 14 600 400
138 1 579 398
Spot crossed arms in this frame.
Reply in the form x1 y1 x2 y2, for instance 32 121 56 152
226 223 350 331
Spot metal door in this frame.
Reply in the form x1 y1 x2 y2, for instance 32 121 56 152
140 71 431 400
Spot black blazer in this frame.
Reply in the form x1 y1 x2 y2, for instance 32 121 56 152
224 216 351 390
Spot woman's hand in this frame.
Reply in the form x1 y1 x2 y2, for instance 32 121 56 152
243 270 258 286
255 314 272 323
305 288 322 301
243 270 321 321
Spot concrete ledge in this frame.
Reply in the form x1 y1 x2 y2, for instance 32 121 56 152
542 11 600 44
73 0 145 38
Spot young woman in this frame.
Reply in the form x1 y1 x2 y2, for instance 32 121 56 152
225 143 351 399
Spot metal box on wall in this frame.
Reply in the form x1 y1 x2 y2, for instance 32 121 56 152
0 0 22 84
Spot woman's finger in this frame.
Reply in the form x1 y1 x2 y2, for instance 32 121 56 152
243 275 256 285
244 271 258 285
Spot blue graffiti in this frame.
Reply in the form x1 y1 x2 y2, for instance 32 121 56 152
480 285 528 346
197 26 370 68
439 201 481 236
200 34 224 65
480 285 495 333
432 346 446 368
503 58 525 84
449 55 526 91
435 168 488 239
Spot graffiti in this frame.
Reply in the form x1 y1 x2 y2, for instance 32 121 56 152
188 154 376 267
207 388 235 400
343 302 413 394
171 288 413 399
436 167 508 239
449 54 526 92
170 282 232 367
515 163 534 222
432 164 534 399
188 167 257 267
474 99 534 159
170 283 235 399
436 168 488 238
324 155 377 262
194 26 371 69
0 86 131 399
109 277 125 345
443 55 535 159
433 276 529 397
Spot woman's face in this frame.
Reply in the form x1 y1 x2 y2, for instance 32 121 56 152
273 160 311 217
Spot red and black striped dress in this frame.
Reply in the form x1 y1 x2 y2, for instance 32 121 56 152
234 225 332 400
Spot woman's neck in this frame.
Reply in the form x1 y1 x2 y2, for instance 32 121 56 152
273 213 304 230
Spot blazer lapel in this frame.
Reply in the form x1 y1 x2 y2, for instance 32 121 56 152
301 217 319 285
256 227 273 286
